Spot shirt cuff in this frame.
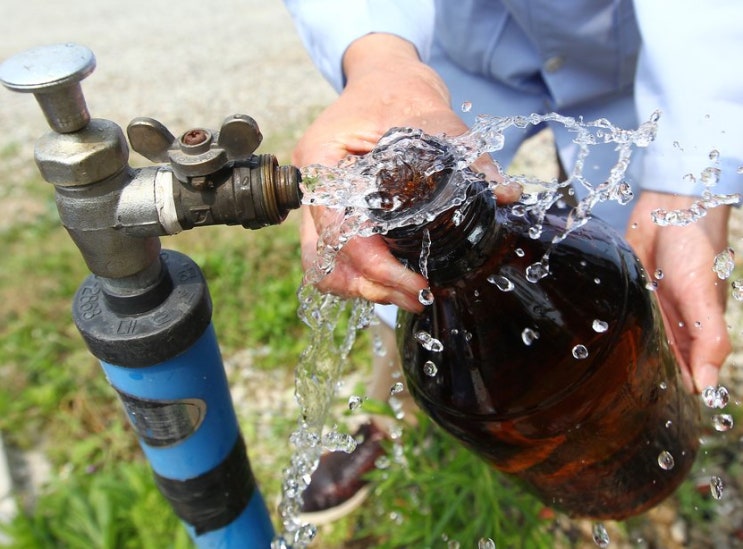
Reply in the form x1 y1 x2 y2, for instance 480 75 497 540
634 0 743 198
284 0 435 92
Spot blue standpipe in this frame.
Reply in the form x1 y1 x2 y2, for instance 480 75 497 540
73 250 274 548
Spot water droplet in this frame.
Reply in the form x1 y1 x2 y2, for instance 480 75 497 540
594 277 601 285
701 166 721 187
323 431 358 453
657 450 675 470
528 224 543 239
415 330 444 352
390 382 404 396
365 190 398 211
526 260 549 282
418 288 435 306
348 395 363 411
665 420 673 428
478 539 496 549
654 269 664 280
515 247 525 257
712 413 734 432
592 522 610 548
375 455 391 470
488 274 515 292
372 331 388 356
709 149 720 162
511 204 526 217
522 328 540 346
461 101 473 113
452 209 464 226
645 280 658 291
572 344 589 359
423 361 438 377
713 247 735 280
732 280 743 301
710 476 725 500
592 319 609 333
702 385 729 409
659 381 668 390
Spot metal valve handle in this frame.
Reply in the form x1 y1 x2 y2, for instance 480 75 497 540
0 43 96 133
127 114 263 181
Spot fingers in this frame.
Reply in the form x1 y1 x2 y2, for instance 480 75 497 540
317 235 428 312
626 192 733 394
687 293 732 393
300 206 428 310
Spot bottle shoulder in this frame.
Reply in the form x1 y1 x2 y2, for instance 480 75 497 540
401 208 659 420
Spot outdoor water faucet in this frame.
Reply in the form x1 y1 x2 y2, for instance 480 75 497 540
0 43 302 281
0 43 296 545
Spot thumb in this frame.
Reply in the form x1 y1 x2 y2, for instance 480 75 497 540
689 311 731 393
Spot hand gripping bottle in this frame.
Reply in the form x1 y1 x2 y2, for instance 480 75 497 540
365 128 700 520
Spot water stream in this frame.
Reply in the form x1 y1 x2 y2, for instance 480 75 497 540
272 111 741 548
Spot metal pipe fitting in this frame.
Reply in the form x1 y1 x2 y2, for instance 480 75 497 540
0 43 303 282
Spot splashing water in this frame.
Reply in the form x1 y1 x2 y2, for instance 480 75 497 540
657 450 675 470
301 111 662 251
710 475 725 500
702 385 730 409
488 274 515 292
572 344 589 359
348 395 363 411
273 289 375 548
418 287 435 306
732 280 743 301
276 111 673 546
713 248 735 280
592 319 609 333
415 330 445 352
650 163 741 227
712 413 734 432
592 522 610 548
521 327 540 346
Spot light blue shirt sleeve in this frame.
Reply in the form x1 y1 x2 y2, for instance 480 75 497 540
283 0 435 92
634 0 743 197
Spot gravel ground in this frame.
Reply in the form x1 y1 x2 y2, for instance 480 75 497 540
1 2 742 547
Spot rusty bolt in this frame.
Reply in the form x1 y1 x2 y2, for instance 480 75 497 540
182 129 209 146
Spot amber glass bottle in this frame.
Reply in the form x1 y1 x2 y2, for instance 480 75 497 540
369 130 700 520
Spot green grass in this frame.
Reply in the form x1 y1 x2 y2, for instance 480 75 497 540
355 414 554 548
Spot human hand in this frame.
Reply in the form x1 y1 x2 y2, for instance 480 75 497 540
625 191 732 393
294 33 516 311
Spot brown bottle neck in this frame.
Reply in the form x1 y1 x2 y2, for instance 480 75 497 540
382 181 500 283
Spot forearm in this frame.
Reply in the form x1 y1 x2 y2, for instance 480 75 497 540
284 0 435 92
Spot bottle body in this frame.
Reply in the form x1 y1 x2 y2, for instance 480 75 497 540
389 191 700 520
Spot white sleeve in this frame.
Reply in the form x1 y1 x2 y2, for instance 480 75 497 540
283 0 435 92
634 0 743 196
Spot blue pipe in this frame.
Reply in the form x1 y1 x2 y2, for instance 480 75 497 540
74 250 274 547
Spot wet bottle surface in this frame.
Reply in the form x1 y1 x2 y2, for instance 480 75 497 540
371 131 701 520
